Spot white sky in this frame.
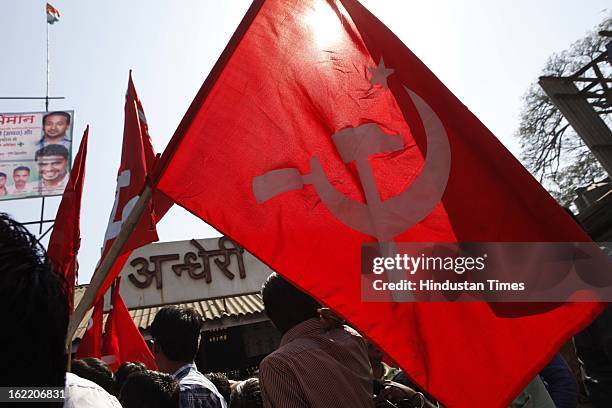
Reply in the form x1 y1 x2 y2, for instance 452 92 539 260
0 1 609 283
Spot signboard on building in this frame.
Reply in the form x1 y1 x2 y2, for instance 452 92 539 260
115 237 274 309
0 110 74 200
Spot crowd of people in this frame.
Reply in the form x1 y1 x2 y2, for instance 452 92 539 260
1 210 611 408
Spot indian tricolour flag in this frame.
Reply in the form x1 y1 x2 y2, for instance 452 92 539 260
46 3 60 24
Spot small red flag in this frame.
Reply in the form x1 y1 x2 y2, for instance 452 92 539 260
101 279 157 371
94 72 172 303
47 127 88 312
75 296 104 359
153 1 602 406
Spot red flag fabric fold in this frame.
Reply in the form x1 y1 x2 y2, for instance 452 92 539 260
94 72 172 303
47 127 89 312
153 1 602 406
101 279 157 371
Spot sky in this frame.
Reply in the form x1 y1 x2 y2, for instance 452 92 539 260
0 0 609 284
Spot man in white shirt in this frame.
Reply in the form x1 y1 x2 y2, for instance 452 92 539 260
63 372 122 408
10 166 35 195
35 144 70 195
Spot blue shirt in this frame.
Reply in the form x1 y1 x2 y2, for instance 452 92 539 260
173 363 226 408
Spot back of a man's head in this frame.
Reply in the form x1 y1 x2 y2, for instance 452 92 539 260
119 370 179 408
116 361 147 392
230 377 263 408
0 213 68 387
261 273 320 334
206 372 231 405
71 358 117 396
150 306 203 362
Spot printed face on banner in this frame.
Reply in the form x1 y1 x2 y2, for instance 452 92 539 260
0 110 74 200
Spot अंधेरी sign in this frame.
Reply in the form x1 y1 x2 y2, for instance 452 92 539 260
111 236 274 309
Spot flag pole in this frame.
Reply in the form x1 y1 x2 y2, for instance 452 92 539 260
66 251 78 371
66 185 153 349
45 13 50 112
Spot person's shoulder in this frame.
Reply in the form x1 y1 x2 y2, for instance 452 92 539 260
64 373 122 408
260 349 295 375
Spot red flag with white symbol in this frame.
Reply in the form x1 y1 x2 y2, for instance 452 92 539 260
152 1 602 406
47 127 88 312
75 296 103 359
101 279 157 371
94 72 173 303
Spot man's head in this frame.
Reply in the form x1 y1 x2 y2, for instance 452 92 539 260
42 111 71 141
71 358 117 396
0 172 6 189
230 378 263 408
12 166 30 189
150 306 203 370
116 361 148 393
205 372 231 404
261 273 321 334
0 213 68 387
119 370 179 408
35 145 69 184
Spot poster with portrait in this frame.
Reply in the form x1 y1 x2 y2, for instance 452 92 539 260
0 110 74 200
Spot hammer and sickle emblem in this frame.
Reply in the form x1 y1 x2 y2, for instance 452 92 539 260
252 86 451 241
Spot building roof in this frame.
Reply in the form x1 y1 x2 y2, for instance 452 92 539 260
72 285 265 340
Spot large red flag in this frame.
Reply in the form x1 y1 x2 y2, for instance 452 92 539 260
153 1 602 406
94 72 172 303
101 279 157 371
47 127 89 311
75 296 104 359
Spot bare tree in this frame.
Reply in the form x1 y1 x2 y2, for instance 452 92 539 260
517 15 611 206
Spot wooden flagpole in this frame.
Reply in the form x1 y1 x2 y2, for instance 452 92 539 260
65 185 153 350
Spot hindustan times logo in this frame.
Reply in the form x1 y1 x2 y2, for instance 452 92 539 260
372 253 487 275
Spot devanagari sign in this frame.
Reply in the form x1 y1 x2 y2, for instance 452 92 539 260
114 237 274 309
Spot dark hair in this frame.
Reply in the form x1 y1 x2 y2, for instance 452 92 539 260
0 213 68 388
119 370 179 408
230 378 263 408
13 166 30 174
71 358 117 396
0 172 5 179
261 273 320 334
35 144 70 161
206 372 231 405
116 361 147 392
43 111 71 126
150 306 203 362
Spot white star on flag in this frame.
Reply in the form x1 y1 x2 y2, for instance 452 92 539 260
368 57 394 88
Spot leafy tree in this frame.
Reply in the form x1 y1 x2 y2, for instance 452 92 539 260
517 15 611 206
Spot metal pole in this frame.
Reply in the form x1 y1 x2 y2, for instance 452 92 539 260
0 97 64 100
38 223 54 241
41 15 51 235
46 19 50 112
39 196 46 234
